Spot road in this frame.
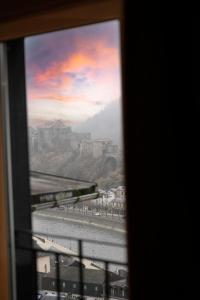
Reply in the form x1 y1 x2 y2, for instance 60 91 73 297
32 209 127 269
33 208 125 233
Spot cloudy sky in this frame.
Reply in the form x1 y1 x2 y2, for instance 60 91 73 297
25 20 122 125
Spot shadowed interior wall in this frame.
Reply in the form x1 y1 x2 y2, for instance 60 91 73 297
0 2 124 300
0 0 123 41
0 108 9 300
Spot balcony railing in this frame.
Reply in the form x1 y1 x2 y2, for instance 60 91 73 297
15 230 128 300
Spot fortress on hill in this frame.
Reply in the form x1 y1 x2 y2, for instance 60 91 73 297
29 120 119 159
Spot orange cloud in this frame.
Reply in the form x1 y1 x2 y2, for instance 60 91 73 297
42 94 87 102
73 36 120 68
28 36 121 115
34 39 119 86
35 65 72 85
94 42 119 68
61 52 97 73
29 91 86 102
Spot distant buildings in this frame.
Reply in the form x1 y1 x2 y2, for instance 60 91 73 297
79 138 118 158
42 266 127 299
37 255 51 274
34 236 128 299
110 278 128 299
78 185 126 218
29 121 91 153
99 186 126 207
29 121 118 159
114 186 126 200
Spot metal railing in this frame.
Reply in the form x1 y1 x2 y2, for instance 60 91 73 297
15 230 128 300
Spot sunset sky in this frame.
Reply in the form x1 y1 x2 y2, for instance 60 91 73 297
25 20 121 125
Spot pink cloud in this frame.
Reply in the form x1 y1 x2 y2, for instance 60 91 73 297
33 37 120 86
26 27 121 124
35 66 73 87
61 52 97 73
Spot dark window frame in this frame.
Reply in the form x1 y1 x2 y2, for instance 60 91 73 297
3 39 37 300
0 1 134 300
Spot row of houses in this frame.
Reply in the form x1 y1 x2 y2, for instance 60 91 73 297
90 186 126 210
34 236 128 299
68 185 126 217
99 186 126 202
41 266 128 299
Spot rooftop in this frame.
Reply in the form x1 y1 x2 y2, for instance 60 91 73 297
30 171 95 196
44 266 121 284
30 171 98 210
110 278 128 288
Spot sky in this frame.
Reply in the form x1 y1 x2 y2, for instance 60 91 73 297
25 20 122 125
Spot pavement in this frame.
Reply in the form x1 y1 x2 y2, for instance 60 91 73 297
33 208 126 234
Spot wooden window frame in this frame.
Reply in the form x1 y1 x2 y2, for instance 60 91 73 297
0 0 124 42
0 70 10 300
0 1 134 300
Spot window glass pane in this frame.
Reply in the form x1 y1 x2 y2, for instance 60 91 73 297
25 20 128 299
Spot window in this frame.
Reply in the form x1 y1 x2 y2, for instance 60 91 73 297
110 287 114 296
122 288 125 297
25 17 128 298
0 1 128 300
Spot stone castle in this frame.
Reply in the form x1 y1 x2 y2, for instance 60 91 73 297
29 120 119 159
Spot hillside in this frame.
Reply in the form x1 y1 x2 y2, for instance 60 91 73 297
73 100 123 147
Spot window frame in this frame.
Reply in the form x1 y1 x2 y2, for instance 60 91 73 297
0 0 124 42
0 45 10 300
1 38 37 300
0 1 129 300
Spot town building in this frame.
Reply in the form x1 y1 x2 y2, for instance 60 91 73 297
79 140 94 156
41 266 125 299
29 123 119 162
28 122 91 153
109 278 128 299
114 186 126 201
